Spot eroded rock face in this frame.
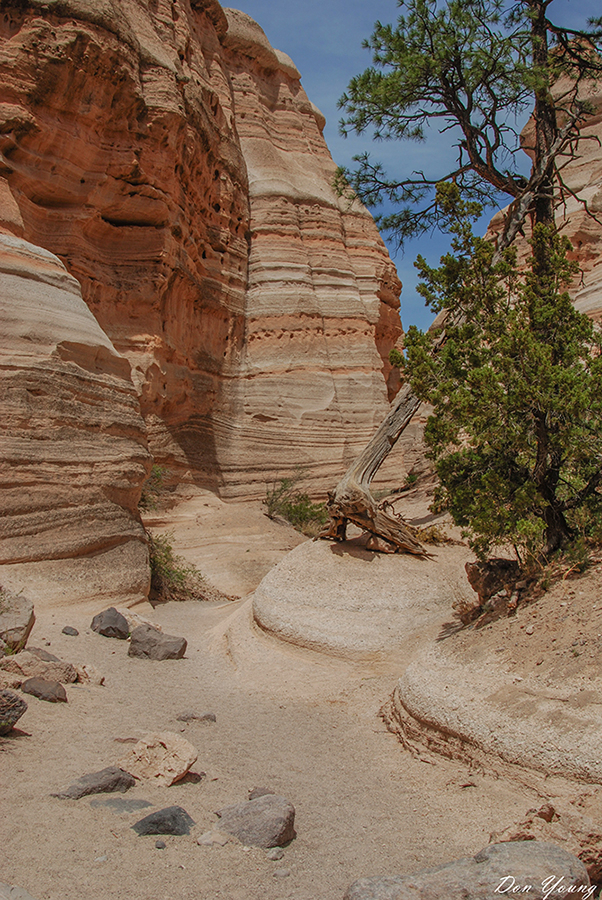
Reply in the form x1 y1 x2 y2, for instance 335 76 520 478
0 0 403 500
488 75 602 321
0 233 150 606
217 8 403 497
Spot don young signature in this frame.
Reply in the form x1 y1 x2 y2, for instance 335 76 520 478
494 876 596 900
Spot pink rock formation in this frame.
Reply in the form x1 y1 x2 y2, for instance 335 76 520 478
0 0 403 502
0 229 150 606
218 9 403 496
488 76 602 320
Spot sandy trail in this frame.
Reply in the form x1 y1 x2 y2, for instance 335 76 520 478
2 492 545 900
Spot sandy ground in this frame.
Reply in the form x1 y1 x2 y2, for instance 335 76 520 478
0 489 581 900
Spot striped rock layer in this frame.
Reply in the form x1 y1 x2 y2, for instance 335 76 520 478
0 0 403 506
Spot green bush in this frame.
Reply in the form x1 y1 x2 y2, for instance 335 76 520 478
264 472 328 537
139 464 168 511
147 530 224 604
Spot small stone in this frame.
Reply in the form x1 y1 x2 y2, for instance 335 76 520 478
62 626 79 636
216 794 296 848
21 677 67 703
132 806 195 836
94 855 108 862
117 731 198 786
0 590 35 651
176 710 216 723
0 689 28 735
90 608 129 640
196 830 229 847
273 868 291 879
249 786 275 800
266 847 284 860
128 624 186 660
525 624 535 635
74 664 105 686
26 647 60 662
0 884 39 900
155 840 166 849
52 766 136 800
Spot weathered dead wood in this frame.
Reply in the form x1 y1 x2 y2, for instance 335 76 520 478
319 383 426 555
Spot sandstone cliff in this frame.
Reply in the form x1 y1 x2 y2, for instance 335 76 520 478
488 76 602 319
0 0 403 502
0 229 150 606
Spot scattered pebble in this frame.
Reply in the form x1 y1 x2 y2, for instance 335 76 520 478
155 840 166 850
273 868 291 878
197 831 229 847
62 626 79 636
176 710 216 723
95 855 108 862
525 624 535 635
266 847 284 860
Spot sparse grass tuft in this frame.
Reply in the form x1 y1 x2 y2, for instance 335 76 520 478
139 464 168 511
146 530 231 604
264 471 328 537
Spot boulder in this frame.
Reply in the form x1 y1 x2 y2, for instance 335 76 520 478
215 794 296 849
0 650 77 684
21 678 67 703
74 664 105 686
51 766 136 800
465 558 520 602
132 806 195 836
91 607 130 640
492 802 602 886
0 590 34 651
344 842 591 900
0 689 27 735
128 624 186 660
117 732 198 786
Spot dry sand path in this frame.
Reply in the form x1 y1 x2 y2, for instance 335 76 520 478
2 491 550 900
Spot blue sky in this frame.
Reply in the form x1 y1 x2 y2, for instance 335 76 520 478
231 0 601 331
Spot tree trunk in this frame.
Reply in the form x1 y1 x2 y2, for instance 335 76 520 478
319 383 427 555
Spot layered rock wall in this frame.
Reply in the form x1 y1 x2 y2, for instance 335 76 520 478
0 231 150 606
0 0 403 501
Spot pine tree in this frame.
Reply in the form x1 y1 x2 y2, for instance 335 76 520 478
404 185 602 560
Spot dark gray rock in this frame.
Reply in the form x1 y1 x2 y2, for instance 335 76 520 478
91 607 129 640
0 883 39 900
0 689 27 735
90 797 153 813
216 794 296 848
62 626 79 636
52 766 136 799
0 590 35 651
155 840 166 849
344 842 591 900
21 677 67 703
128 624 186 660
132 806 195 836
27 647 61 663
176 710 216 723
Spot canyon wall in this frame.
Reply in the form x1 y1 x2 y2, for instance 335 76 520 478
0 227 150 607
0 0 403 504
